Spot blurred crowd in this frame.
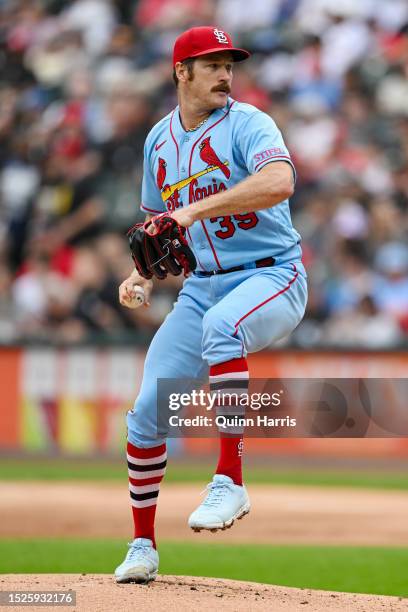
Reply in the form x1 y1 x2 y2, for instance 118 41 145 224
0 0 407 348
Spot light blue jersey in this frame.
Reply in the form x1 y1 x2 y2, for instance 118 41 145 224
128 97 308 447
122 29 308 565
141 98 302 271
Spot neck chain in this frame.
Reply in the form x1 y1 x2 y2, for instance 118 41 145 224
186 115 210 132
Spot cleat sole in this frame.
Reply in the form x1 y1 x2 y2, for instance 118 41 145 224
116 572 157 585
190 505 250 533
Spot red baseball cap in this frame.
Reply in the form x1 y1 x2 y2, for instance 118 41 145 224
173 26 250 66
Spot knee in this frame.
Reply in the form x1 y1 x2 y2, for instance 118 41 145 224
202 306 232 340
127 403 166 448
202 306 243 363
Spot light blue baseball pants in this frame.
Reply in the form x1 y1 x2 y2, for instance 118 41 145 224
127 261 307 447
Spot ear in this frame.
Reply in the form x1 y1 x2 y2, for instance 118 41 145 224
175 61 190 84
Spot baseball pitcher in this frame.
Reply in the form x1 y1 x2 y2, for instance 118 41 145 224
115 26 308 583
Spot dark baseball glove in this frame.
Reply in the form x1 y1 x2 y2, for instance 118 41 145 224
127 214 197 280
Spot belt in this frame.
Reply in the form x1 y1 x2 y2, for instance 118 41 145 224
194 256 276 277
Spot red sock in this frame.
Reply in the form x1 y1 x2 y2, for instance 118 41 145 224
210 357 248 486
127 441 167 549
216 436 244 485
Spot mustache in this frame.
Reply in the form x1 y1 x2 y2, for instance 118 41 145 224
212 84 231 94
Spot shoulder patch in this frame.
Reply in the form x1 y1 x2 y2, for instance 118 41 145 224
253 148 286 164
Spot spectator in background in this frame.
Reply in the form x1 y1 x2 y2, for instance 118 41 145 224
61 0 117 57
27 144 104 259
0 263 17 342
215 0 281 34
136 0 214 30
372 242 408 333
25 29 90 90
98 86 150 231
320 3 373 80
324 294 403 348
12 249 76 341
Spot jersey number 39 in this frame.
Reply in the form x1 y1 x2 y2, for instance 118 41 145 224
209 213 259 239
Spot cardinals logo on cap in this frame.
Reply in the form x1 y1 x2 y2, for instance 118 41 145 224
213 29 228 44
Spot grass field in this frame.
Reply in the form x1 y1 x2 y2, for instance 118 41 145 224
2 459 407 599
1 539 407 598
0 458 407 490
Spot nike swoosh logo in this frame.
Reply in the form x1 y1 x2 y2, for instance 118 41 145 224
155 140 167 151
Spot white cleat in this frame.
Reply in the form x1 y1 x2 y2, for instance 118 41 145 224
114 538 159 584
188 474 250 532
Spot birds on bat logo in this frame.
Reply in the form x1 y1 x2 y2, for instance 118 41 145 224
155 138 230 211
199 137 231 179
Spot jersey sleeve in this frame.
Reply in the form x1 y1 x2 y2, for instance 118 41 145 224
140 140 166 215
238 111 296 180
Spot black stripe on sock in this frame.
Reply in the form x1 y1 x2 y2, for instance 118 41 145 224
210 380 249 391
130 490 159 502
127 460 167 472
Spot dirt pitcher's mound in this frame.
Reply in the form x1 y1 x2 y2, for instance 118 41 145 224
1 575 407 612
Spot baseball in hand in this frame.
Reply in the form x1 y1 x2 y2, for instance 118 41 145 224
130 285 145 308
